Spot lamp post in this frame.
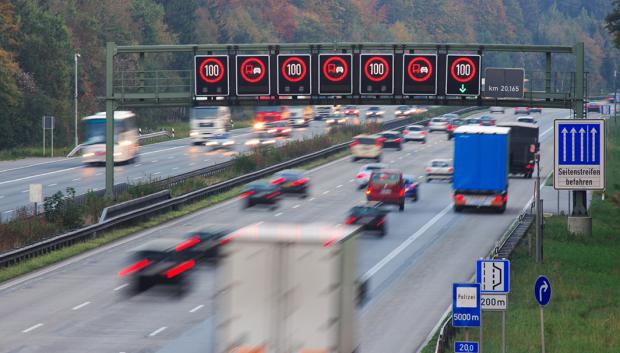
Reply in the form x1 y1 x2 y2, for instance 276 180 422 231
74 53 80 148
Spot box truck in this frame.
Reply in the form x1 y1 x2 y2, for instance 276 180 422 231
214 222 361 353
497 122 539 178
452 125 510 213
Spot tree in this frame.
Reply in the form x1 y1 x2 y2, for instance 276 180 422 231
606 0 620 48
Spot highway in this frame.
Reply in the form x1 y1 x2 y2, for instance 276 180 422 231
0 107 575 353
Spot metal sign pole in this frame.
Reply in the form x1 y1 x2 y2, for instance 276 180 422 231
42 118 45 156
479 313 483 353
540 306 545 353
502 311 506 353
535 152 542 263
51 120 54 157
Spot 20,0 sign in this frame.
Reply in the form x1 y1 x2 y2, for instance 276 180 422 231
194 55 229 96
445 54 481 96
360 54 393 95
277 54 311 95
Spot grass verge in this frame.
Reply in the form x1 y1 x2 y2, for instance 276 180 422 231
0 150 350 283
421 119 620 353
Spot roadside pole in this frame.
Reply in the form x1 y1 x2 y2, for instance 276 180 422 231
535 151 542 263
534 276 551 353
540 306 545 353
105 42 115 198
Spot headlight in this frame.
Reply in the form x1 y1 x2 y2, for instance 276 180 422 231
205 141 218 146
261 139 276 145
222 140 234 146
283 128 292 133
377 111 384 115
113 152 122 156
83 152 95 158
245 139 260 146
296 119 305 124
254 122 264 129
118 140 132 146
267 128 277 133
326 119 335 123
190 131 199 137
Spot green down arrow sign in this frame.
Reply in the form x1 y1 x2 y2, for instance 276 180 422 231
459 84 467 93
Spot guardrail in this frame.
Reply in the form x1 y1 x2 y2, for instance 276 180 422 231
0 106 481 267
138 128 175 140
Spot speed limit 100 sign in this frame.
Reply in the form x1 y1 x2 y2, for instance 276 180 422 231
359 54 394 95
445 54 481 96
195 55 229 96
277 54 311 95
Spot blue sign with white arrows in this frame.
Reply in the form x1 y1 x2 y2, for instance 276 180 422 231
534 275 551 306
554 119 606 190
452 283 481 327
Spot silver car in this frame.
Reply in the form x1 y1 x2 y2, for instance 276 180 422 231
428 117 449 132
426 159 453 182
403 125 427 143
355 163 387 189
489 106 505 114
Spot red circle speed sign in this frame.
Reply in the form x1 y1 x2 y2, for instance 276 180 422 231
364 56 389 82
450 57 476 83
281 56 307 83
199 58 225 83
407 56 433 82
323 56 348 82
240 57 266 83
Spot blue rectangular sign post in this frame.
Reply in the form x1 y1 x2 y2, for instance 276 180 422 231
554 119 606 190
476 259 510 293
455 341 479 353
452 283 481 327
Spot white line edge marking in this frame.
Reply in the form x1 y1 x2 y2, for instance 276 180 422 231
363 203 452 278
274 212 283 217
21 190 28 193
323 190 330 195
72 301 91 310
152 172 161 175
189 304 204 313
22 323 43 333
47 183 57 187
149 326 167 337
72 178 80 181
292 204 300 209
2 210 14 214
114 284 128 291
336 184 343 188
309 197 315 201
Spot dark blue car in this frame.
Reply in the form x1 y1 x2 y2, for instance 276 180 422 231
403 176 420 201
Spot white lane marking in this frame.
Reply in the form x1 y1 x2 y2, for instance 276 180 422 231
349 179 355 182
152 172 161 175
141 145 186 156
72 178 81 182
72 301 91 311
134 163 142 168
168 156 174 159
190 163 196 166
275 212 283 217
406 153 411 156
257 221 264 225
389 160 395 164
134 177 143 181
322 190 330 195
398 157 403 160
292 204 300 209
335 224 343 228
114 284 128 291
363 203 452 279
21 190 28 193
0 158 73 174
148 326 167 337
3 210 14 214
172 167 179 170
151 160 158 163
22 323 43 333
95 172 102 176
47 183 57 187
189 304 204 313
336 184 343 188
0 195 4 199
309 197 315 201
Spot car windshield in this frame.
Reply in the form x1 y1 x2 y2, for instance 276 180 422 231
397 106 408 110
356 137 377 145
480 116 493 120
247 182 272 191
364 164 385 171
431 118 446 122
369 107 381 111
382 133 399 139
346 106 357 109
431 160 450 168
370 172 400 185
407 126 422 131
191 107 220 119
519 118 534 123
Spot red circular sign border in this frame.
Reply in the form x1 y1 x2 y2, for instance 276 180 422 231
407 56 433 82
281 56 308 83
322 56 349 82
199 57 225 84
240 57 266 83
450 57 476 83
363 56 390 82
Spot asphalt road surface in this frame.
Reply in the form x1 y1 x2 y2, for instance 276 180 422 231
0 107 581 353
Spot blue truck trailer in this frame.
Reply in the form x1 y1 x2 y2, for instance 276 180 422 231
452 125 511 213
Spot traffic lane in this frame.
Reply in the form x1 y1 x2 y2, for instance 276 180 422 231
359 112 562 353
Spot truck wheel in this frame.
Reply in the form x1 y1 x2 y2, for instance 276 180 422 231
376 156 382 162
399 200 405 212
379 225 386 237
454 205 464 213
497 204 507 214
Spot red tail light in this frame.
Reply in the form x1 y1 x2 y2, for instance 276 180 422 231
493 195 502 202
356 173 366 179
448 167 454 172
266 192 280 199
345 216 357 225
447 125 453 131
426 167 432 172
377 218 385 225
176 236 200 252
239 190 255 199
527 164 533 169
421 131 427 135
350 141 359 148
366 187 372 195
403 130 409 135
271 177 286 185
375 139 385 147
118 259 151 277
393 138 402 143
455 194 464 201
503 195 508 202
291 178 309 186
399 189 405 197
164 259 195 279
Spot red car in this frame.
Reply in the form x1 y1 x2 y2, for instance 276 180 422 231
344 105 360 116
366 170 405 211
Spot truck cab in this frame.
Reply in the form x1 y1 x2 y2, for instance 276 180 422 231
254 106 289 131
189 106 231 144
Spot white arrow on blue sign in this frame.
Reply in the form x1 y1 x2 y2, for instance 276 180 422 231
534 275 551 306
554 119 605 190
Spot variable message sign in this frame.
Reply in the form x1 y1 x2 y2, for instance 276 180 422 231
446 54 481 96
360 54 393 95
318 54 353 95
236 55 270 96
195 55 229 96
277 54 311 95
403 54 437 95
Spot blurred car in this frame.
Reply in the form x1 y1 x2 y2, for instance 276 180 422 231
447 118 466 140
204 132 235 150
465 117 481 125
345 202 388 236
403 124 427 143
288 106 312 127
350 134 383 162
326 115 348 125
586 102 601 113
403 175 420 202
478 115 497 126
429 117 449 132
366 170 406 211
426 159 453 182
179 229 229 263
378 131 403 150
271 169 310 197
514 107 530 115
489 106 505 114
314 105 333 120
395 105 415 118
240 181 281 209
517 116 538 124
344 105 360 116
365 106 385 120
118 238 195 295
265 120 292 137
355 163 387 189
529 107 542 113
